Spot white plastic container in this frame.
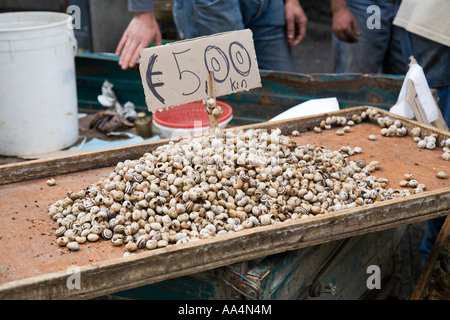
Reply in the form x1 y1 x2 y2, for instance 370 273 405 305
0 11 79 156
152 116 233 139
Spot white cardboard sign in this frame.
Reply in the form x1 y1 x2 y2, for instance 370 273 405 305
139 29 261 113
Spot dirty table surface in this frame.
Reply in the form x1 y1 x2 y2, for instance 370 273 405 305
1 122 449 285
0 116 449 301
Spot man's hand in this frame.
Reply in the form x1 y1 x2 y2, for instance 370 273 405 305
116 12 162 70
331 0 359 43
284 0 308 47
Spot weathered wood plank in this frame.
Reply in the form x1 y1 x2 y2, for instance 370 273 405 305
0 140 169 185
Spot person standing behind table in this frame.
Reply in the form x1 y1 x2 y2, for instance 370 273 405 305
330 0 406 75
116 0 308 72
115 0 162 70
393 0 450 267
394 0 450 128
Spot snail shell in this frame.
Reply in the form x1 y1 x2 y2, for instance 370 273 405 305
56 236 69 247
80 229 91 237
396 127 407 137
102 229 113 240
87 233 99 242
436 171 448 179
442 151 450 161
242 218 253 229
67 241 80 251
399 180 409 187
111 190 124 201
339 190 348 200
130 221 140 234
136 235 150 249
111 234 124 247
259 214 273 226
426 141 436 149
404 173 414 181
356 160 366 168
410 127 421 137
90 225 102 235
134 164 145 173
417 140 426 148
76 236 87 244
268 188 278 198
310 206 321 215
408 180 419 188
125 242 138 252
64 229 77 241
150 221 162 231
303 191 314 201
146 239 158 250
55 226 66 237
157 239 169 248
114 224 125 234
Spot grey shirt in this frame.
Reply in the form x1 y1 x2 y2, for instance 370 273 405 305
128 0 154 12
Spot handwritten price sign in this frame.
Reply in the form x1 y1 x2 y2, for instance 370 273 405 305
139 29 261 113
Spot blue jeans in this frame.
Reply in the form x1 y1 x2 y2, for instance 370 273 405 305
399 29 450 128
172 0 296 72
401 32 450 264
333 0 406 75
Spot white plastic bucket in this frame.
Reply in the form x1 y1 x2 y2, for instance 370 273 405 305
0 11 79 156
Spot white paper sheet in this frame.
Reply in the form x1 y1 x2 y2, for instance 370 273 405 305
390 63 439 123
269 97 340 122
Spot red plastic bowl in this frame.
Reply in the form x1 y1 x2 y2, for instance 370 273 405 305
152 101 233 129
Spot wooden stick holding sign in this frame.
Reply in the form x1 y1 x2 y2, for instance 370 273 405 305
204 71 223 132
139 29 261 131
406 79 449 131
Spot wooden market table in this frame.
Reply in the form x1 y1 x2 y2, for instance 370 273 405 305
1 106 449 299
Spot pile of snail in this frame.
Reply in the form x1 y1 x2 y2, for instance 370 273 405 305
364 107 450 160
48 108 448 253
